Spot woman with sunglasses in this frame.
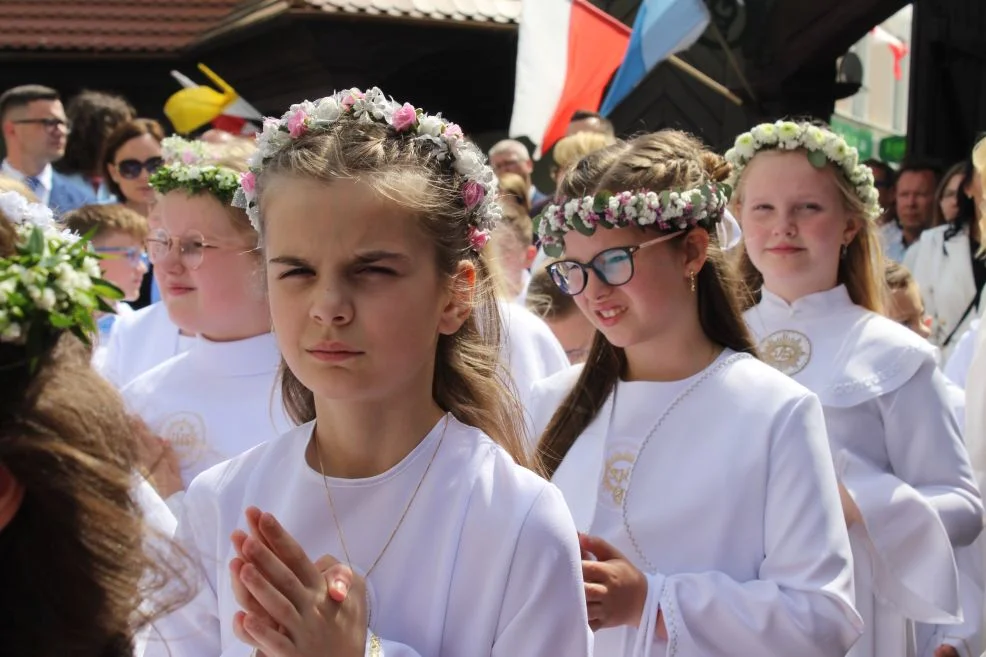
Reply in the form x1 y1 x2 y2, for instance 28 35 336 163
102 119 165 217
120 137 290 511
527 132 862 657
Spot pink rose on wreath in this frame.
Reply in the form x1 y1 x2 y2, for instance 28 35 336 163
341 90 364 111
444 123 463 140
286 109 308 138
461 181 486 210
182 151 198 165
391 103 417 133
240 171 256 195
468 226 491 252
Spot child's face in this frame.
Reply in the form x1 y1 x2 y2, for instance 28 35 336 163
545 310 595 364
559 225 698 352
262 177 472 404
490 226 535 298
152 192 267 340
94 230 146 303
738 150 858 302
888 284 931 339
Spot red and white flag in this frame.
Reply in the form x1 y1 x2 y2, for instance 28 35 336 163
870 26 909 81
509 0 631 158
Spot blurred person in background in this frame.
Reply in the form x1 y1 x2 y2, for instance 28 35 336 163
0 84 91 214
102 118 164 220
56 89 135 204
934 162 969 227
905 159 983 360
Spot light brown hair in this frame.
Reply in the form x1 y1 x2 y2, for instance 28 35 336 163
537 131 757 477
254 117 532 470
526 265 579 321
61 203 149 242
0 210 186 656
553 131 617 173
497 172 531 215
0 174 39 202
733 148 887 314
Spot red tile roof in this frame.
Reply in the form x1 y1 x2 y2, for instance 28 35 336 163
0 0 243 53
299 0 522 24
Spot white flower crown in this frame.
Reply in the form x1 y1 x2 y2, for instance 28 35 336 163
725 121 881 220
150 136 242 205
536 184 730 257
0 191 121 353
232 87 500 252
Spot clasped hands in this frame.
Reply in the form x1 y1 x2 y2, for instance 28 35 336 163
229 506 368 657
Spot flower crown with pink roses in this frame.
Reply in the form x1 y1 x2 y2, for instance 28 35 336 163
232 87 500 252
536 184 731 257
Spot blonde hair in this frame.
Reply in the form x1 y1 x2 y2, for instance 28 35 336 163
538 130 757 478
0 175 38 202
733 150 887 314
497 173 530 215
553 131 617 172
254 117 532 470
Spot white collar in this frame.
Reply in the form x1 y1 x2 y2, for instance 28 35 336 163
759 285 855 319
1 160 53 190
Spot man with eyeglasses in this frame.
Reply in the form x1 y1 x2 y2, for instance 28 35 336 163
0 84 94 214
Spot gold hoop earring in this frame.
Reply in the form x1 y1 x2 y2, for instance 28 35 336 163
689 270 696 293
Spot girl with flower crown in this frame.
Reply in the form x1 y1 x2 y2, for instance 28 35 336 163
0 191 185 657
144 88 590 657
120 137 291 507
734 120 983 657
527 131 862 657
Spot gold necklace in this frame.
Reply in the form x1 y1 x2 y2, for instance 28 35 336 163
314 414 450 624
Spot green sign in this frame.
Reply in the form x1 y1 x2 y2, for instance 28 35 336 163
879 136 907 163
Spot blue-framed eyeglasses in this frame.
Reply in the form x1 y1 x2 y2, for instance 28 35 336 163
545 233 681 296
95 246 148 267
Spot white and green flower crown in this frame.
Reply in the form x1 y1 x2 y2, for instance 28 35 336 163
535 184 731 257
149 136 241 205
725 120 880 220
231 87 499 252
0 192 122 364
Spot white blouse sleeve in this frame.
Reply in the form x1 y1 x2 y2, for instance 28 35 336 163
633 393 862 657
880 360 983 547
141 479 223 657
492 485 593 657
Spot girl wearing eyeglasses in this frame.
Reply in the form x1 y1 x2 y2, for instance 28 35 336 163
527 131 862 657
60 203 149 342
120 138 290 510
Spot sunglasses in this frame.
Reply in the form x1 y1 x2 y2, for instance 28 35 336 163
546 233 681 296
116 157 164 180
95 246 148 267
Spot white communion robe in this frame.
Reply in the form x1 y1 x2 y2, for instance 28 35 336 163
98 301 194 389
498 300 568 409
528 350 863 657
122 332 292 502
746 285 984 657
142 414 592 657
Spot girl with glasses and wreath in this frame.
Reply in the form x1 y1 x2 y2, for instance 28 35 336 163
528 130 863 657
144 88 590 657
119 136 291 510
735 120 983 657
